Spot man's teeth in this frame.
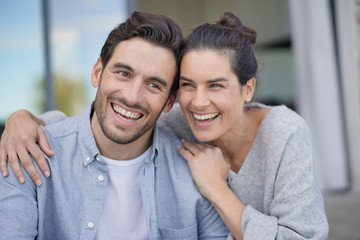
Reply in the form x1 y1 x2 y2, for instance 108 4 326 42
113 105 141 119
193 113 219 121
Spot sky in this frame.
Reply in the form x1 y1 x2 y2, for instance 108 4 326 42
0 0 127 122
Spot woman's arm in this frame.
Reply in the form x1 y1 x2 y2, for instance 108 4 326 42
0 109 66 185
178 130 329 240
178 140 246 240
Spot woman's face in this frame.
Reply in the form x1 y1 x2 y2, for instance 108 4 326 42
179 50 252 142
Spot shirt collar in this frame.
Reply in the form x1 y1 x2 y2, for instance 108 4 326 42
147 125 161 167
78 103 101 166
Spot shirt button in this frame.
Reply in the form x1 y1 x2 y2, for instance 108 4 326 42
88 222 94 229
86 157 91 162
98 175 104 181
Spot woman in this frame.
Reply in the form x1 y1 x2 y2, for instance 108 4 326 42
0 12 328 239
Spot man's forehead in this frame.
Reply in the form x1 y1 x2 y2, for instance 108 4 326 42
108 38 177 79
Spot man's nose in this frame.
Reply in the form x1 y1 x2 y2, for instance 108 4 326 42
122 78 144 105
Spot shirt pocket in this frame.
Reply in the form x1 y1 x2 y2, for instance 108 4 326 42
158 223 197 239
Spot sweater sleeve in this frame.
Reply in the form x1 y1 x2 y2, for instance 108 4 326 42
241 124 329 240
39 110 67 125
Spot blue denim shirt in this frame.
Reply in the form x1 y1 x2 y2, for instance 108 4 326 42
0 105 228 240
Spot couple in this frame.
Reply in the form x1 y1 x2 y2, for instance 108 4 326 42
0 11 328 239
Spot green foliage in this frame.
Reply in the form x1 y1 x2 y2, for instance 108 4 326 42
35 74 86 116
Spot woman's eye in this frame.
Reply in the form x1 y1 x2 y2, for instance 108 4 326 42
180 82 194 88
210 83 223 88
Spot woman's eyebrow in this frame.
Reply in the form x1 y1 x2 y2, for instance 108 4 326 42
207 78 228 83
179 76 194 82
179 76 228 83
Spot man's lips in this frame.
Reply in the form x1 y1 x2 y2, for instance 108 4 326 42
112 103 143 122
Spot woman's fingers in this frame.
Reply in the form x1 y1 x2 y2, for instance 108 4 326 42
177 145 195 161
7 149 25 184
0 141 49 185
0 109 52 184
37 128 54 158
0 145 8 177
17 148 43 186
27 141 50 178
180 139 207 155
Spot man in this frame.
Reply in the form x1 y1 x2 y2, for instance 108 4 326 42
0 11 228 239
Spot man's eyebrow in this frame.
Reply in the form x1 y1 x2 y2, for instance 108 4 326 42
179 76 229 83
110 63 134 72
149 77 167 88
111 62 168 88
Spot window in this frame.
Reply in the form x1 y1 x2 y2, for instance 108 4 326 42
0 0 128 135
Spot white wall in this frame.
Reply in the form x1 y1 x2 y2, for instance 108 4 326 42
289 0 349 191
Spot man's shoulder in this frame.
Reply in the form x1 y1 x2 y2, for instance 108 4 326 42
154 124 183 157
155 124 182 144
153 124 187 165
43 115 80 140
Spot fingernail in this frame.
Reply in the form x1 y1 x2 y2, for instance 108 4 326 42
18 176 25 183
44 170 50 177
35 179 42 186
1 170 7 177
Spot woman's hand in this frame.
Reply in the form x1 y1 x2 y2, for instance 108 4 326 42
0 110 54 185
178 139 230 199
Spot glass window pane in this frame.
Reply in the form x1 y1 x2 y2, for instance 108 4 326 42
0 0 44 125
49 0 128 116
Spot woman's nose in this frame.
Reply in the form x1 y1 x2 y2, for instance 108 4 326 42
191 89 210 109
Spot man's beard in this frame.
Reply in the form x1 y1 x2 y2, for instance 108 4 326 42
94 88 163 145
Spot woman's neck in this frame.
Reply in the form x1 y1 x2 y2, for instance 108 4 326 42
212 107 270 172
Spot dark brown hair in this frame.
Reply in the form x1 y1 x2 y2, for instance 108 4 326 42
100 11 184 92
182 12 257 86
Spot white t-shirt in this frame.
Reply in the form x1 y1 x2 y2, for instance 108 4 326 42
95 148 151 240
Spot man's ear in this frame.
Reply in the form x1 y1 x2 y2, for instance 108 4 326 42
163 90 178 113
91 57 103 88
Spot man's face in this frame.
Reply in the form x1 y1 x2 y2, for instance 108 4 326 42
91 37 177 147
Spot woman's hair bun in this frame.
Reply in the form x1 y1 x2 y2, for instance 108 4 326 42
217 12 257 44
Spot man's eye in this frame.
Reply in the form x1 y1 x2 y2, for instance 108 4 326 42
149 83 161 90
119 71 129 78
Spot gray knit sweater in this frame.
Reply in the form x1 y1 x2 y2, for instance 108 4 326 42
158 102 328 240
43 102 329 239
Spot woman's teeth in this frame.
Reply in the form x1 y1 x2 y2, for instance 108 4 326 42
193 112 219 121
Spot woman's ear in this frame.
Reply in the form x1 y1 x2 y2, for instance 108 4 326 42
244 77 256 102
91 57 103 88
163 90 178 113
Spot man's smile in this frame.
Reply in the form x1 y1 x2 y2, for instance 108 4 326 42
111 103 143 122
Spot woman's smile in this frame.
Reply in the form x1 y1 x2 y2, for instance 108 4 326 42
191 111 220 127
